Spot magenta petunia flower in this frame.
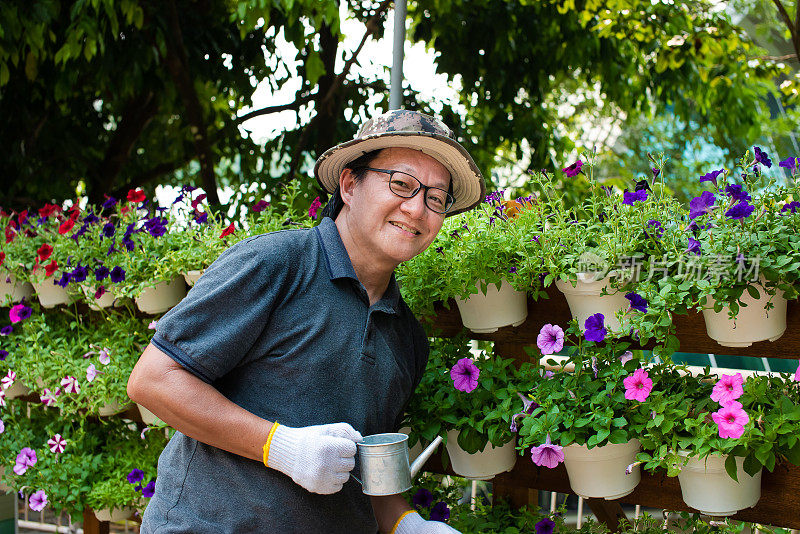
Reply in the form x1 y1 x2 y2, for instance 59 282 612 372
48 434 66 454
308 197 322 219
562 160 584 177
9 303 32 324
710 373 744 406
537 324 564 355
583 313 606 343
530 434 564 468
29 490 48 512
450 358 480 392
251 200 270 212
623 369 653 402
712 403 749 439
795 360 800 382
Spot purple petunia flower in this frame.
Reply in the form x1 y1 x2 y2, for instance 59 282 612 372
687 237 701 255
0 326 12 336
70 264 88 283
510 392 539 432
537 324 564 355
194 211 208 224
450 358 480 393
94 265 110 281
109 266 126 283
754 146 772 168
122 237 135 251
411 488 434 509
779 157 798 171
102 222 115 238
429 501 450 522
530 434 564 468
646 219 664 238
9 303 32 323
699 169 724 187
29 490 48 512
625 292 648 313
127 468 145 484
781 201 800 214
725 201 755 220
83 212 99 224
562 160 583 177
689 191 716 219
584 313 607 342
101 196 118 210
535 518 556 534
0 350 7 360
144 217 167 238
724 184 751 203
622 189 648 205
251 200 270 212
652 167 660 178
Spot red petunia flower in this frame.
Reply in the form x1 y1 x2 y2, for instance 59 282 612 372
37 244 53 262
58 219 76 235
127 189 146 203
18 210 28 225
44 260 58 278
38 203 60 218
219 222 235 238
0 251 5 266
4 226 14 244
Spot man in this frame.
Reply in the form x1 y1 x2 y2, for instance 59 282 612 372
127 109 486 533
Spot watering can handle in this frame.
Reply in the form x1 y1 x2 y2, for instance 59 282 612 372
409 435 444 479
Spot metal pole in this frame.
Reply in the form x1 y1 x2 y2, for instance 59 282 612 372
389 0 407 110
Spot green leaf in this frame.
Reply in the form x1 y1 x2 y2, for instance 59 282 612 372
724 454 738 482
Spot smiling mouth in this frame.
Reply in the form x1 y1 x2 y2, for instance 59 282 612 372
389 221 421 235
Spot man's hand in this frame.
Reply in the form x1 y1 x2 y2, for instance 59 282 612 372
394 511 460 533
266 422 363 494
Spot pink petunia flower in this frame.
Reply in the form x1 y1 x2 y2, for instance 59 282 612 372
148 321 158 330
29 490 48 512
712 403 750 439
710 373 744 406
86 364 98 383
98 349 111 365
794 360 800 382
537 324 564 355
60 376 80 394
13 447 37 475
9 303 33 323
623 369 653 402
0 419 5 434
450 358 480 393
1 370 16 389
48 434 66 454
530 434 564 468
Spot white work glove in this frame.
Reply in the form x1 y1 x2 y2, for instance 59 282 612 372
394 511 460 534
266 422 362 494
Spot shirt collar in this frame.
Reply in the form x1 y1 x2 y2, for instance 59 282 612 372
314 218 400 314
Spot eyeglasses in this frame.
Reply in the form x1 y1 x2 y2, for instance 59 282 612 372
359 167 455 214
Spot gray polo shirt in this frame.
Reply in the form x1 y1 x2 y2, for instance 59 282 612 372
141 218 429 534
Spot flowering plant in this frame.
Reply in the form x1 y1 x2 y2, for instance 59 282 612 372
403 336 538 454
515 319 653 459
635 365 800 480
397 191 546 318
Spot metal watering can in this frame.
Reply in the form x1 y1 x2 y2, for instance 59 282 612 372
351 433 444 496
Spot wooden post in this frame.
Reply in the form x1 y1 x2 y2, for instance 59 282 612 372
585 499 627 532
82 508 109 534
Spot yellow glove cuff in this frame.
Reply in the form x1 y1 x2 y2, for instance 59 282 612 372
262 422 281 467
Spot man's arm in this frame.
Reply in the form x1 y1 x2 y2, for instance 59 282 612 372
372 494 460 534
127 342 270 461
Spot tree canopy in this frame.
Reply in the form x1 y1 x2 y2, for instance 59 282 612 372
1 0 798 212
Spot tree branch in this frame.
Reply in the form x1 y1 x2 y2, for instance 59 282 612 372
164 0 220 207
234 90 317 124
772 0 800 61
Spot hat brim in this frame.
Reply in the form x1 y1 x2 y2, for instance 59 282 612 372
314 131 486 216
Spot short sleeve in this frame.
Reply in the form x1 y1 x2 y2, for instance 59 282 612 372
152 234 289 383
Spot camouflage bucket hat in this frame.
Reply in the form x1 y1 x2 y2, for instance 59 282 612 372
314 110 486 216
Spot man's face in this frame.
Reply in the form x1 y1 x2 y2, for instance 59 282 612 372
340 147 450 268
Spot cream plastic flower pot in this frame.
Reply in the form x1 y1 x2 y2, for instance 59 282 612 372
97 400 132 417
183 269 204 286
0 274 33 304
677 453 762 516
4 380 31 400
137 403 162 426
31 280 72 308
702 282 787 347
445 430 517 480
555 273 629 332
135 277 187 314
94 506 136 522
562 440 641 500
454 280 528 333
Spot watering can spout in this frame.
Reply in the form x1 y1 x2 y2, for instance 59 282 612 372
409 435 444 479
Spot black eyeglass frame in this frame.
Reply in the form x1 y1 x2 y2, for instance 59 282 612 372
357 167 455 214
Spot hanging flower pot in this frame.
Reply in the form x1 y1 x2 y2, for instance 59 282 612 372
702 281 787 347
555 272 629 333
183 269 204 287
137 403 162 426
445 430 517 480
677 453 762 516
454 280 528 333
0 273 33 304
4 380 31 400
97 400 132 417
31 280 72 308
135 276 187 315
94 506 136 522
562 440 641 500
